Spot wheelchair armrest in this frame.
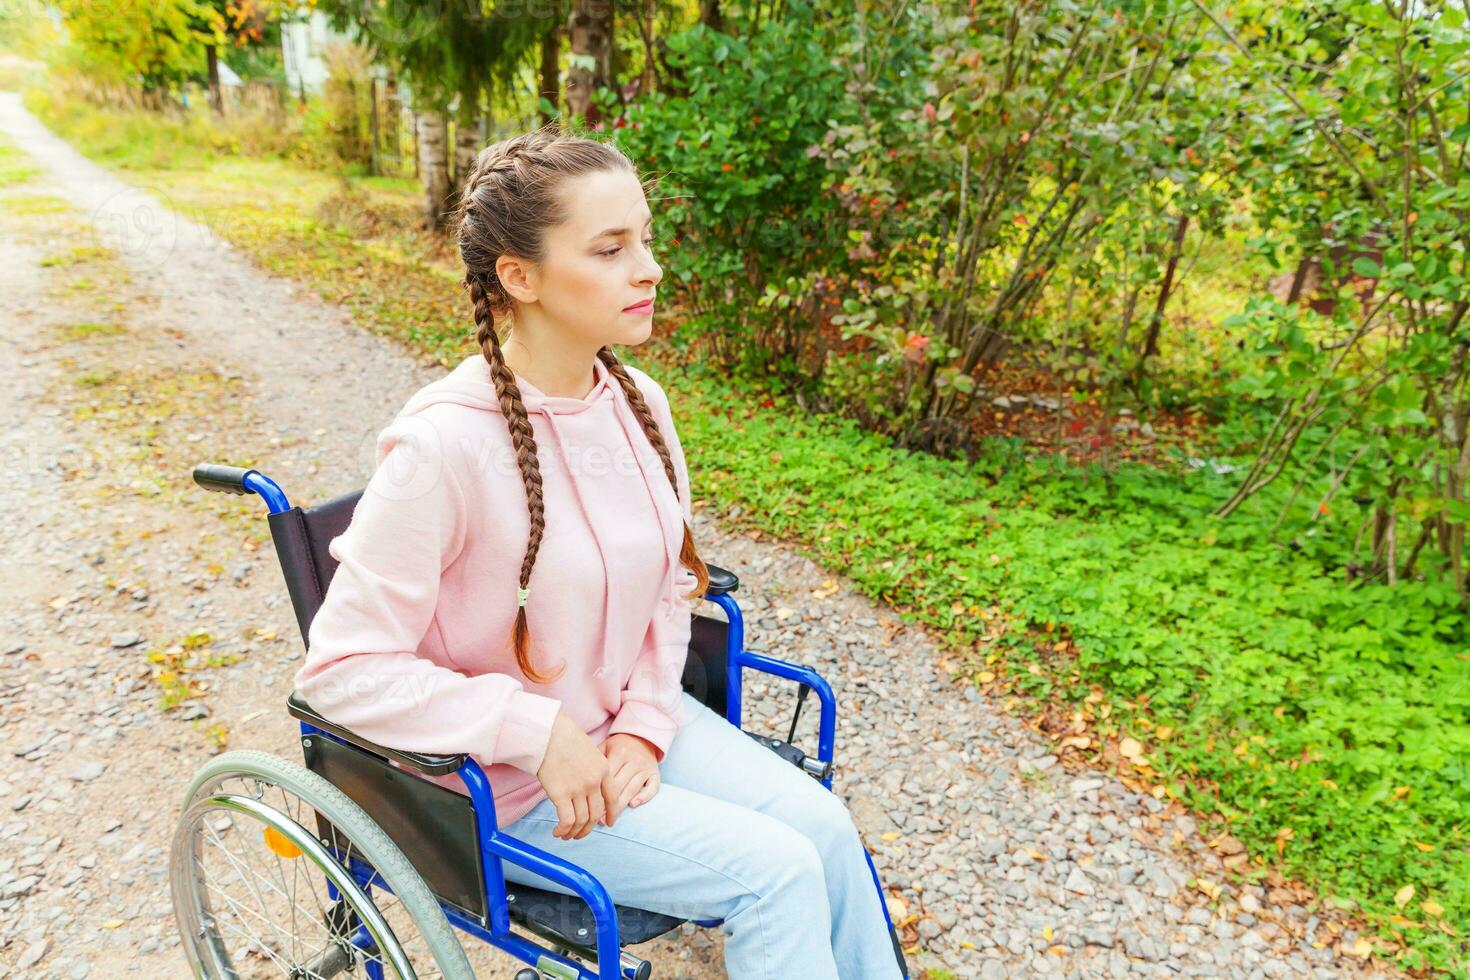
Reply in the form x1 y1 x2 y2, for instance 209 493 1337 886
704 562 738 597
286 693 467 777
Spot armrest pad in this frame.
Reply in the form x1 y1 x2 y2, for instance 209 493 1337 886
704 562 739 596
286 693 467 777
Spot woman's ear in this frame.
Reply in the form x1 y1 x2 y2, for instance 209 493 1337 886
497 253 538 304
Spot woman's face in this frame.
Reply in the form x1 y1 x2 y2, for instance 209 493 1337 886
515 168 663 351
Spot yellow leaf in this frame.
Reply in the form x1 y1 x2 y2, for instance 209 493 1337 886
1320 779 1338 790
1155 726 1174 740
881 832 901 842
1395 884 1415 908
1043 925 1054 941
1118 737 1144 761
1413 840 1435 852
977 671 996 684
102 919 125 929
1350 937 1373 958
1422 900 1444 917
1392 785 1411 800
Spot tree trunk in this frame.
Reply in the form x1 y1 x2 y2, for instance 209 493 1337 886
567 0 612 127
1142 213 1189 360
539 16 562 126
206 45 223 115
637 0 658 97
452 98 482 198
699 0 723 32
415 110 452 231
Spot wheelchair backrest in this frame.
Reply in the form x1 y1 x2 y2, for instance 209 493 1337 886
266 489 730 714
266 488 363 646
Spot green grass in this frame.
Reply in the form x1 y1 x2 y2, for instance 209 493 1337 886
49 320 127 340
39 244 117 267
1 192 67 214
0 134 39 187
28 85 1469 976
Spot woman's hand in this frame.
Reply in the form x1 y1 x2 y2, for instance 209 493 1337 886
536 711 610 840
599 733 661 827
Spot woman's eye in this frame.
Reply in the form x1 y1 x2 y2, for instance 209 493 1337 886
602 238 657 257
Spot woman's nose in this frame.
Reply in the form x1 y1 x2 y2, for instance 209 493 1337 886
635 258 662 286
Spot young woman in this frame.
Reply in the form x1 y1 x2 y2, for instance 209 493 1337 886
292 125 902 978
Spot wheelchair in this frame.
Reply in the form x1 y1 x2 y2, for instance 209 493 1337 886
169 462 911 979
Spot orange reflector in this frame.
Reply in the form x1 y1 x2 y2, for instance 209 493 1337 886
263 826 302 859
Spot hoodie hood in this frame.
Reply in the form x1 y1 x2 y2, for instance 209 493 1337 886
381 353 686 647
394 352 617 418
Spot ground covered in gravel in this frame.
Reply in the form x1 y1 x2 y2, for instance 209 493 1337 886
0 92 1398 979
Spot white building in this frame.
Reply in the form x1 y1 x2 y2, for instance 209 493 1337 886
280 9 349 96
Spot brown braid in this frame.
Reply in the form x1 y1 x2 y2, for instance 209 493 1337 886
453 122 708 685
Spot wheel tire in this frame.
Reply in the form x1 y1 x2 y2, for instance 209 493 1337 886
170 749 474 979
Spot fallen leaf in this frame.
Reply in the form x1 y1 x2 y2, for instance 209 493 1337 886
1118 737 1144 761
1395 884 1415 909
1421 900 1444 917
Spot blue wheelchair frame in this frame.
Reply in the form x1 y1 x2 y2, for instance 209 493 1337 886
240 469 906 979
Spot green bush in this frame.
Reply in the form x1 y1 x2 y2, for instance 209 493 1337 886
612 3 854 380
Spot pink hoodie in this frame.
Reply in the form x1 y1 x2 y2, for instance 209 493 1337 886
291 353 696 827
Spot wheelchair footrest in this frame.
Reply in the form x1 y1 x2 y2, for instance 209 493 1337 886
504 882 685 948
743 730 833 780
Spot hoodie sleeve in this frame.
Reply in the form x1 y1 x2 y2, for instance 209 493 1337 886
292 415 563 777
606 376 697 762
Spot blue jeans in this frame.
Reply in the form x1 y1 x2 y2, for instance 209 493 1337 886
498 691 903 979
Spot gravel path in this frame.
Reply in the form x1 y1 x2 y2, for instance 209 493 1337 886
0 91 1395 979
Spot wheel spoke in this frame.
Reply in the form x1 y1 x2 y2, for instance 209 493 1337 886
173 758 467 980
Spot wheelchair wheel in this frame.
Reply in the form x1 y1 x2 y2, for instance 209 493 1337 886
170 749 473 979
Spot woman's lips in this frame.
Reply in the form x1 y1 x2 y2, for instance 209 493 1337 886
623 299 654 315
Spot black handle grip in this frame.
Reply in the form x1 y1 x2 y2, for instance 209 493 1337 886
192 463 254 495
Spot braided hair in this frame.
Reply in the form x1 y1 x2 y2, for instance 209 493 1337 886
453 122 709 684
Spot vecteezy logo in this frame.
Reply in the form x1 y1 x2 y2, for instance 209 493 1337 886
90 186 181 269
350 0 451 46
368 415 447 504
